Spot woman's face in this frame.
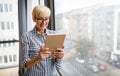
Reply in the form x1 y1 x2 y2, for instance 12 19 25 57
35 15 50 31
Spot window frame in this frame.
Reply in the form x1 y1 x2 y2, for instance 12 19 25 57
44 0 55 30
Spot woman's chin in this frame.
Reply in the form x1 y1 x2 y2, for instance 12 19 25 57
40 27 46 30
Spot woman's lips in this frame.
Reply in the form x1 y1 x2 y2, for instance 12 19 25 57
40 24 46 29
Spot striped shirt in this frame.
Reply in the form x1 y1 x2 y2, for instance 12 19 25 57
20 27 61 76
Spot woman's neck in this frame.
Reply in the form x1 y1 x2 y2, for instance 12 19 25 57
36 27 45 35
39 30 44 35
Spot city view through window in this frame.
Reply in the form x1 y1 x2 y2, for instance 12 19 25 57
0 0 19 68
55 0 120 76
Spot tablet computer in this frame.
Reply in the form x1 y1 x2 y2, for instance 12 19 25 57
45 33 66 52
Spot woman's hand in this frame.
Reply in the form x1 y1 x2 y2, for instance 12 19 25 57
26 46 51 68
54 47 64 62
36 46 52 60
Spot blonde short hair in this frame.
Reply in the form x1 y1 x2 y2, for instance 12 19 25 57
32 5 51 22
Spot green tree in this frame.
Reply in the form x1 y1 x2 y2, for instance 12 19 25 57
75 38 93 56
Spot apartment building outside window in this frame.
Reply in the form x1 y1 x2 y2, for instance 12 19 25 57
0 0 18 68
55 0 120 76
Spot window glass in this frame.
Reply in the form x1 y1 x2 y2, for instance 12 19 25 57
9 55 12 62
27 0 39 31
11 22 14 29
0 56 2 63
39 0 44 5
6 22 10 30
13 55 16 62
9 4 12 12
1 22 5 30
4 4 8 12
4 56 8 63
55 0 120 76
0 4 3 12
0 0 19 68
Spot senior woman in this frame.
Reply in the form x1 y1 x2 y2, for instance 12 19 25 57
20 5 64 76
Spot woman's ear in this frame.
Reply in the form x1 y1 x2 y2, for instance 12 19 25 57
32 16 36 22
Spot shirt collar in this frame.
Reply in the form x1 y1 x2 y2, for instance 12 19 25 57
33 26 48 36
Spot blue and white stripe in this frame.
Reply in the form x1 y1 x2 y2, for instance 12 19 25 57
20 27 61 76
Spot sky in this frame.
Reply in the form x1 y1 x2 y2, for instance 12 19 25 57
55 0 120 15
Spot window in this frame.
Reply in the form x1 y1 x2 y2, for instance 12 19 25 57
6 22 10 30
0 0 19 68
117 13 120 50
39 0 44 5
8 43 11 46
13 55 16 62
4 4 8 12
11 22 14 29
9 4 12 12
55 0 120 76
1 22 5 30
0 4 3 12
9 55 12 62
4 56 8 63
0 56 2 63
3 43 7 47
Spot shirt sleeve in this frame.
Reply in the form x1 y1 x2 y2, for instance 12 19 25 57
54 58 62 70
20 33 30 68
